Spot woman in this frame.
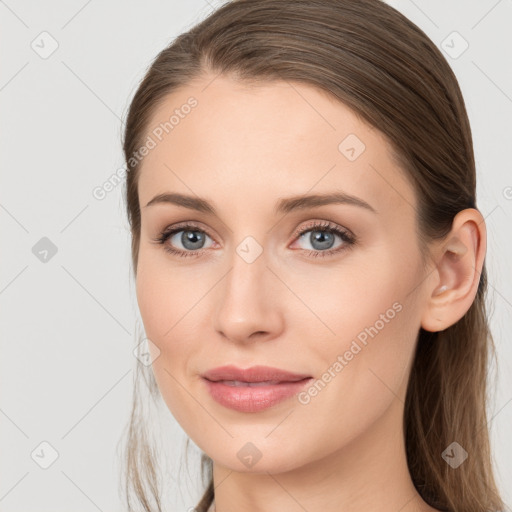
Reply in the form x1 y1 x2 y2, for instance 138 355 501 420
120 0 506 510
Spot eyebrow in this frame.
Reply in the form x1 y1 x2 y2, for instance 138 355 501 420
144 191 377 215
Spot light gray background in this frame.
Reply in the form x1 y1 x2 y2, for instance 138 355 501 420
0 1 511 511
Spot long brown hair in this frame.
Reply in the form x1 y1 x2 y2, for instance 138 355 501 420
119 1 505 510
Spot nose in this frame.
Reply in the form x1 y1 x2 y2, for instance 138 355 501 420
212 248 284 345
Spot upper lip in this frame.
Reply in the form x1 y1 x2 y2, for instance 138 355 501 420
201 365 312 383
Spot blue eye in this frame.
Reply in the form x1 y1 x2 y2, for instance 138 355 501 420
168 229 214 252
152 222 214 258
292 221 355 257
152 220 356 259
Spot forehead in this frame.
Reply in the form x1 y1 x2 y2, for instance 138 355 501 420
136 74 415 219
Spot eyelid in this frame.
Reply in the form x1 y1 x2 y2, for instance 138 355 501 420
159 220 214 239
291 219 353 240
158 219 352 241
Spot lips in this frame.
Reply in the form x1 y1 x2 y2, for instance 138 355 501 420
201 365 312 384
201 367 313 413
220 380 285 387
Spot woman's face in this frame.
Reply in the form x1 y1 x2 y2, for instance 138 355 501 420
135 75 432 473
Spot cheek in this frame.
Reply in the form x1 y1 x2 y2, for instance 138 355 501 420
289 294 419 461
135 247 212 372
135 252 192 384
135 246 192 341
320 271 420 414
293 249 422 400
282 252 406 343
136 256 202 424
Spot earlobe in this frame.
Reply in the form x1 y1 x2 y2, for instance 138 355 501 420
420 208 486 333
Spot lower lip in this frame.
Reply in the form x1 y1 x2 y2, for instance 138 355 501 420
202 378 313 412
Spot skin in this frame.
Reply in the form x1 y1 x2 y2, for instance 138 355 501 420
135 74 486 512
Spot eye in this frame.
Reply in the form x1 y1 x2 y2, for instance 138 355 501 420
290 220 356 258
151 222 215 258
151 220 356 259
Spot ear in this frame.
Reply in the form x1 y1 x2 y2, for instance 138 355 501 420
420 208 486 333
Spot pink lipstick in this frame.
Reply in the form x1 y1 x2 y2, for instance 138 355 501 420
201 365 313 413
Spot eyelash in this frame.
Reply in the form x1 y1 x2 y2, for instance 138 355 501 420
151 220 356 259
